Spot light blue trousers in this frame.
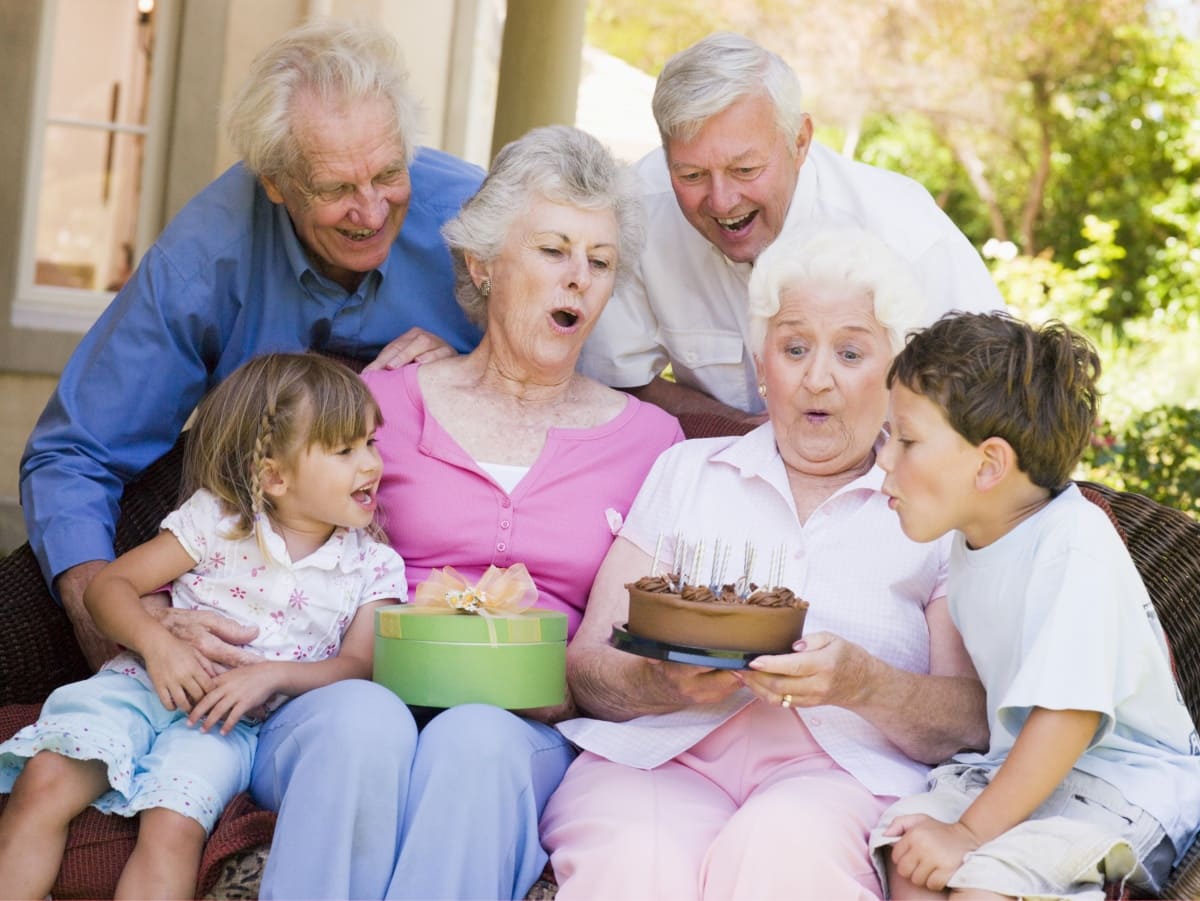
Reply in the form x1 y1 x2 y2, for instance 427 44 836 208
249 679 576 900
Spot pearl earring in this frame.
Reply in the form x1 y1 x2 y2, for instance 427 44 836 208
758 383 767 398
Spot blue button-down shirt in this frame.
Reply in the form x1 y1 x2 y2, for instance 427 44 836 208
21 148 484 590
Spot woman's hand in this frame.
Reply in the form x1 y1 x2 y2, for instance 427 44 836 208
649 660 743 706
737 631 877 709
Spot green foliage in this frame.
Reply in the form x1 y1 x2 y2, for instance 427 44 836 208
1082 405 1200 518
1036 26 1200 325
586 0 733 75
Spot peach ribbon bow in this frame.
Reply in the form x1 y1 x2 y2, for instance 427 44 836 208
413 564 540 647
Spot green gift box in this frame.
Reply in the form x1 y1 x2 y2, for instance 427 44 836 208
373 606 568 709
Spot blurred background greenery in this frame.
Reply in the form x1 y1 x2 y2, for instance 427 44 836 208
588 0 1200 517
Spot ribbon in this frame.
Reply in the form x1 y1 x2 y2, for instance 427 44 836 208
413 564 539 646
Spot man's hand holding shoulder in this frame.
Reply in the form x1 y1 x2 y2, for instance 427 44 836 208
363 326 457 371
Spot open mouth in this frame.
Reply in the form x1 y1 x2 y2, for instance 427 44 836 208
352 486 376 508
716 211 757 232
551 309 580 328
339 227 379 242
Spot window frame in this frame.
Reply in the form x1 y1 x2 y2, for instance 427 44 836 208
12 0 179 334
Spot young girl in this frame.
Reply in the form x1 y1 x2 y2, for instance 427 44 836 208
0 352 406 900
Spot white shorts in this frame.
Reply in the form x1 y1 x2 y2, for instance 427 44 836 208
869 764 1173 900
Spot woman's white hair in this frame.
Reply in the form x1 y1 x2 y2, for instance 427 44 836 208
652 32 806 146
747 225 926 357
441 125 643 327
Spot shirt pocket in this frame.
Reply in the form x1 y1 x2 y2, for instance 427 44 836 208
657 327 752 410
658 327 746 370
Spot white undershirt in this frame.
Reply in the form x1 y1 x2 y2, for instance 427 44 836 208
478 460 530 494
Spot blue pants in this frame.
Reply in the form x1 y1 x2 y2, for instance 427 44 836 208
249 680 576 900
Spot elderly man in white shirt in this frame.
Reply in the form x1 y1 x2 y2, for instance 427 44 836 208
579 32 1005 423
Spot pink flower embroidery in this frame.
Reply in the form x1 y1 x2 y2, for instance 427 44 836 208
270 610 285 625
288 589 308 610
209 552 226 569
230 586 246 600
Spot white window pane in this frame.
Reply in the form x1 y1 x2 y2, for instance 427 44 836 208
34 126 144 292
48 0 153 126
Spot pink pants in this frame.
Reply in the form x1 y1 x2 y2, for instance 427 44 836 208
541 701 893 900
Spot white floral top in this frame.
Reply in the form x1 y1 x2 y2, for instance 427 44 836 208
102 488 407 712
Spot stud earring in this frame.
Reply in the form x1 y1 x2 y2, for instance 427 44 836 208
480 278 492 297
758 383 767 398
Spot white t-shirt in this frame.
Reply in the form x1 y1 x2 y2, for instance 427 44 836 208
580 141 1006 413
949 484 1200 858
558 425 951 797
103 489 408 711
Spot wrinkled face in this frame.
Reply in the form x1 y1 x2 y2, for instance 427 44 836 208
757 281 893 477
271 412 384 540
263 94 411 291
879 384 981 544
665 92 809 264
472 198 619 376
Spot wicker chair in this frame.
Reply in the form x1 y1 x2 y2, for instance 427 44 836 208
2 417 1199 898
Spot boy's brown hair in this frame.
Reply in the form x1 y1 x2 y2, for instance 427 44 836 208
887 311 1101 491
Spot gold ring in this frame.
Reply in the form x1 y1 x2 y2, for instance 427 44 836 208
781 694 793 709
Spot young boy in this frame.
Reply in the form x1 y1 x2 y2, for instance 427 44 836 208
870 311 1200 899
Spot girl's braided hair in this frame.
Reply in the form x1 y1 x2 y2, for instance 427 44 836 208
179 353 383 545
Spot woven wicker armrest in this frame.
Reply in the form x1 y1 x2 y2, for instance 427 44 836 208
0 434 186 705
1078 481 1200 900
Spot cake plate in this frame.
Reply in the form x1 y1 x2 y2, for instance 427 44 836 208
609 624 760 670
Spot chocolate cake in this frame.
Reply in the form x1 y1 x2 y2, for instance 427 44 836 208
626 574 808 654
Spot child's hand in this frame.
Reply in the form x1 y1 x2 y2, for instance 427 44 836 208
886 813 980 892
141 632 217 713
187 662 280 734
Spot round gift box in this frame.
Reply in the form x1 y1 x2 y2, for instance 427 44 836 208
626 586 807 654
373 606 567 709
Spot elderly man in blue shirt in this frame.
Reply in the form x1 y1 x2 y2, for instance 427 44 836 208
21 20 483 668
19 21 485 898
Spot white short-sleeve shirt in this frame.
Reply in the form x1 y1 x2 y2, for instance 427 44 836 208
579 141 1006 413
557 425 951 798
949 484 1200 859
102 489 407 710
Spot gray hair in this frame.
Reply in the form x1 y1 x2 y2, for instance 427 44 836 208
652 33 806 146
747 225 926 358
224 19 423 189
441 125 644 328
